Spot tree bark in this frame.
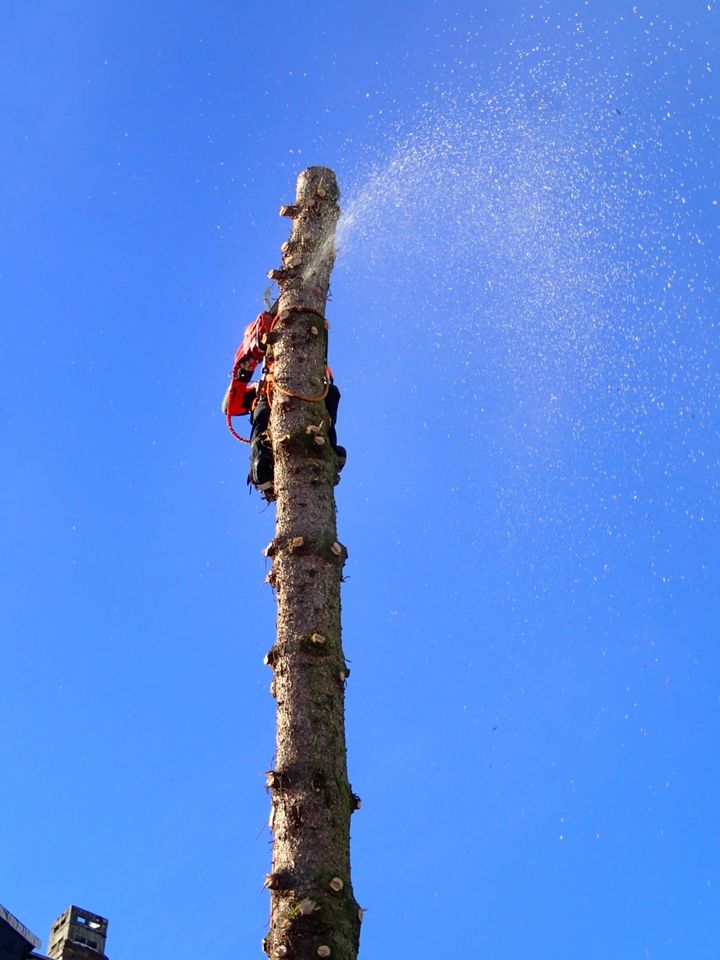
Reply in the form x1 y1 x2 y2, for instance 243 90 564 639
262 168 361 960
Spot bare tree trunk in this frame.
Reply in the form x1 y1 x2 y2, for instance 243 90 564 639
262 168 361 960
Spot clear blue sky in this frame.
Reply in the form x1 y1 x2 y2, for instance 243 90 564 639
2 2 718 958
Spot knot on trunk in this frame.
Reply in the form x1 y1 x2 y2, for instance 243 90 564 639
302 632 330 655
264 646 279 667
264 871 294 890
265 769 292 791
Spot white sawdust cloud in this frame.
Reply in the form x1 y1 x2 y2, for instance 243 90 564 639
330 6 719 559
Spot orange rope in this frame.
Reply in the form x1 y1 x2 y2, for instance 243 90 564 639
267 376 329 404
226 408 250 444
279 305 327 323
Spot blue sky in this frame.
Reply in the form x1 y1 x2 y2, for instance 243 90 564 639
2 1 718 958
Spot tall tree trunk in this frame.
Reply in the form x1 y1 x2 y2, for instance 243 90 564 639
262 168 361 960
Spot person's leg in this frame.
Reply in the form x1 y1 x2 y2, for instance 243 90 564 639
324 384 346 471
248 394 275 498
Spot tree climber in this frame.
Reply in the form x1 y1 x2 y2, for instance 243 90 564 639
222 309 346 501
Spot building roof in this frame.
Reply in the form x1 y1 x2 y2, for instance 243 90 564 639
0 904 41 960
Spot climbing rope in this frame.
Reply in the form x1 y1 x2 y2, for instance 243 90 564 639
226 408 250 444
266 375 330 404
281 304 327 323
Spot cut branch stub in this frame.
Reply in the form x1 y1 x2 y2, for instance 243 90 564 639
268 267 296 283
324 540 349 564
263 329 282 346
264 647 278 668
303 632 329 656
264 872 293 891
264 646 278 665
265 770 291 791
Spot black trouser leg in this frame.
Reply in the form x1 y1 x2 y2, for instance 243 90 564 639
248 395 274 492
324 384 346 469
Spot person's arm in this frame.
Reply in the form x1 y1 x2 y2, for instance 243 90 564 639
222 313 274 416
